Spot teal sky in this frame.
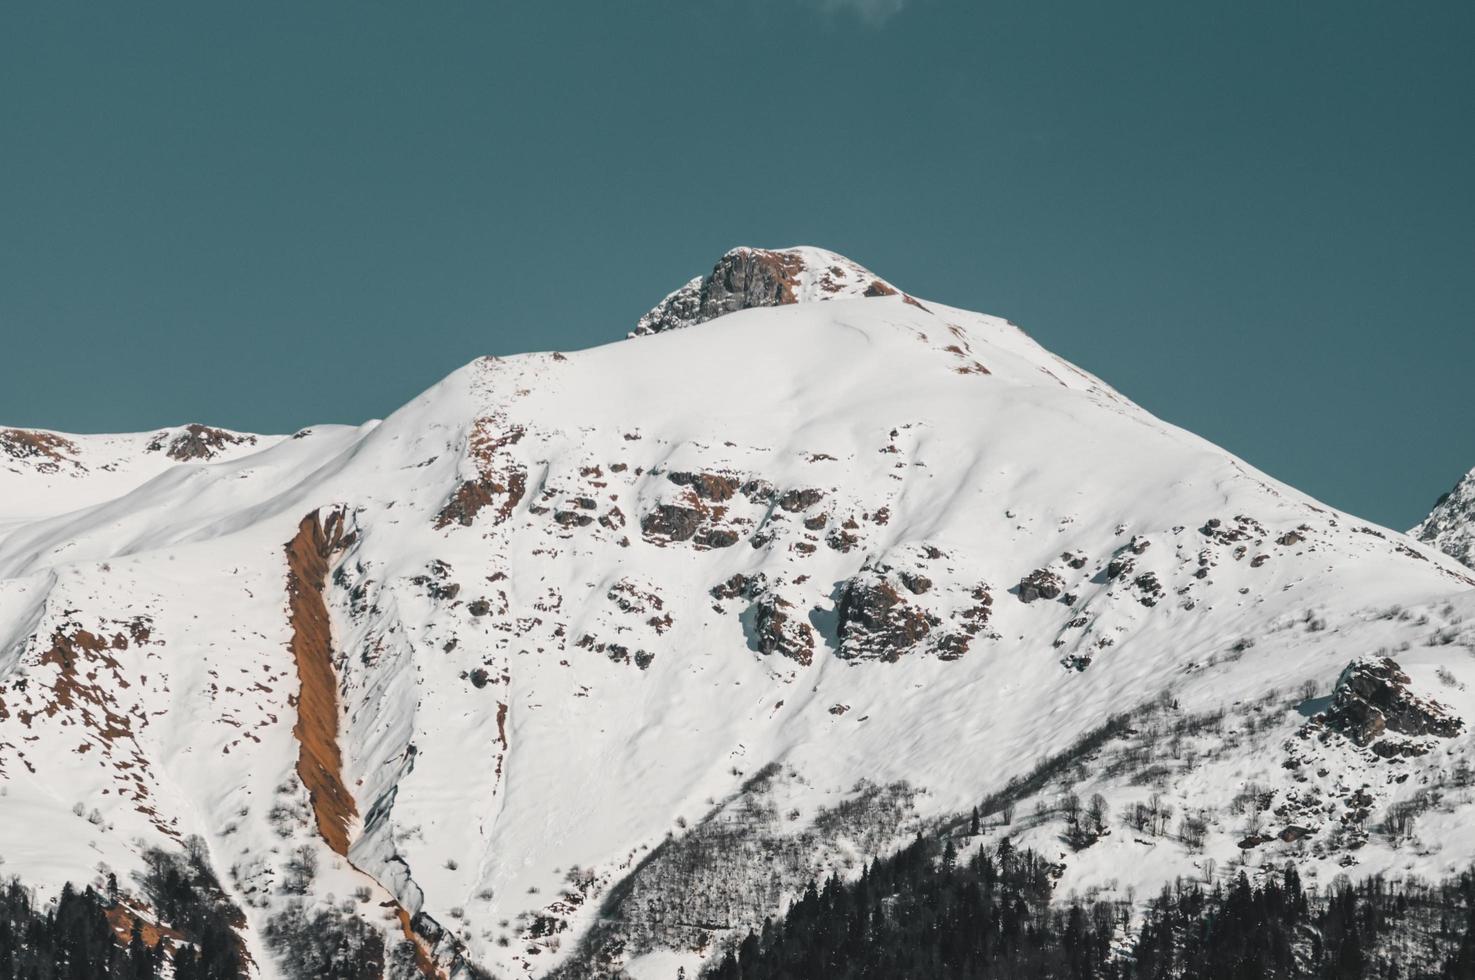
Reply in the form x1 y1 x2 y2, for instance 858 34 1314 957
1 2 1471 530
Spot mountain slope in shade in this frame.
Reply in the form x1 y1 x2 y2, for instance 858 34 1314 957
1 248 1473 980
1412 466 1475 569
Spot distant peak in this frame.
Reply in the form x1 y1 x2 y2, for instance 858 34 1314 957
630 245 903 337
145 423 258 461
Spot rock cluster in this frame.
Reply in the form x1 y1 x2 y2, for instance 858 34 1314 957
1017 569 1063 603
837 568 937 662
147 423 256 461
1317 656 1462 752
0 428 80 470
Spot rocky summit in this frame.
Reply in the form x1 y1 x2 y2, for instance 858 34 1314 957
630 245 903 337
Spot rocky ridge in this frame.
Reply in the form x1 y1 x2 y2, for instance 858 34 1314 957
1412 466 1475 569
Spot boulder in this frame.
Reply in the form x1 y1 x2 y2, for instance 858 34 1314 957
1320 656 1463 747
838 567 937 661
1017 569 1063 603
752 593 815 666
641 504 704 543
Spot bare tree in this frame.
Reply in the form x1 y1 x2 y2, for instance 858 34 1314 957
1061 792 1082 828
1155 801 1175 837
1087 794 1109 837
283 844 318 896
1179 813 1208 850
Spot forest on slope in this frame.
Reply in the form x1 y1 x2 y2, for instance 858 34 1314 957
704 832 1475 980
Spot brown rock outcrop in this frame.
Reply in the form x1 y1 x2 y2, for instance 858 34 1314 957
146 423 256 461
1317 656 1462 749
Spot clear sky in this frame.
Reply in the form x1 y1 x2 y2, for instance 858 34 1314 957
1 1 1471 530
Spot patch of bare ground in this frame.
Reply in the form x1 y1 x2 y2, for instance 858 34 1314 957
0 428 81 471
435 419 527 528
284 510 448 979
284 510 359 854
105 902 187 951
0 618 176 836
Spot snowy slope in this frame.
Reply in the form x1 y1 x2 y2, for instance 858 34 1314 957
0 423 287 524
1412 466 1475 569
1 247 1473 979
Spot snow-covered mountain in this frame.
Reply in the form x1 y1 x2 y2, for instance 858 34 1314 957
1412 467 1475 569
2 247 1474 980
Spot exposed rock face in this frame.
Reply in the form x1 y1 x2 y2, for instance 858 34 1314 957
695 526 740 549
837 563 938 662
1017 569 1063 603
668 470 739 502
641 503 704 543
710 573 756 603
146 423 256 461
410 560 461 601
708 573 815 665
1130 571 1163 607
778 487 826 512
1318 656 1462 749
437 473 527 528
639 472 753 549
752 591 815 666
434 419 527 529
830 547 994 662
631 246 900 337
0 428 81 471
1412 466 1475 569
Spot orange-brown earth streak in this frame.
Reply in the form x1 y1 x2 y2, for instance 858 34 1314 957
285 511 444 979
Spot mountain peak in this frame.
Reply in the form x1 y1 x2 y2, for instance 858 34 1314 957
630 245 901 337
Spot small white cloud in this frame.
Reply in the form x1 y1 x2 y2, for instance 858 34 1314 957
813 0 907 25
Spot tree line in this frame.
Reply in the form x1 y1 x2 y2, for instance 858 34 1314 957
0 838 245 980
705 833 1475 980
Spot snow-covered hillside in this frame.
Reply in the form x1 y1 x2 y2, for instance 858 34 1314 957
0 423 283 523
2 247 1473 980
1412 467 1475 569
